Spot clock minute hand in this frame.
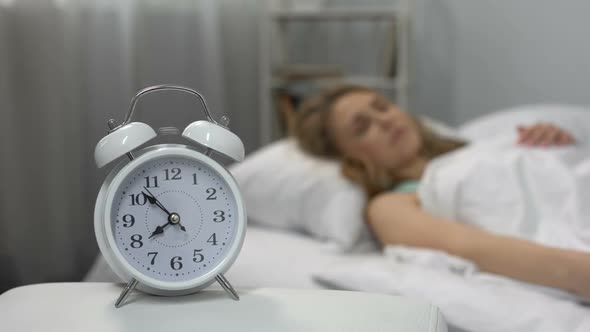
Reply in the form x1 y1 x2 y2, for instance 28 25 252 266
142 187 172 216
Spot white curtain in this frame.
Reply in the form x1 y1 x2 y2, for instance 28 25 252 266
0 0 228 288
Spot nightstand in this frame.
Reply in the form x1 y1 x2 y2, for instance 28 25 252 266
0 283 447 331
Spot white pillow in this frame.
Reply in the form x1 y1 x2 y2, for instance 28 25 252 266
229 139 372 251
459 104 590 142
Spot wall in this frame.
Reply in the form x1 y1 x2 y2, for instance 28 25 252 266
218 0 261 153
413 0 590 125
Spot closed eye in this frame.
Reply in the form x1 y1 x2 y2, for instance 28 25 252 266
353 116 370 137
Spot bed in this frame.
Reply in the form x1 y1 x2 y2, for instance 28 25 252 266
86 225 357 290
86 104 590 332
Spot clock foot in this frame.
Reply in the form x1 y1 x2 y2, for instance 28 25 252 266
115 278 139 308
215 274 239 301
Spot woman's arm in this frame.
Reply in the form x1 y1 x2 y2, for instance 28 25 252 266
367 192 590 297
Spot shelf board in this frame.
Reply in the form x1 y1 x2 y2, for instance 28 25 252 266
271 8 400 21
271 75 405 91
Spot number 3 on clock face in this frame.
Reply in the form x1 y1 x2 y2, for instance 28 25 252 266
96 145 246 294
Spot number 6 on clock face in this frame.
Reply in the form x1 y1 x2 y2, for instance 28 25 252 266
95 145 246 295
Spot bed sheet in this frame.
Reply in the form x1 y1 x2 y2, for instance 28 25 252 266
84 226 366 289
314 247 590 332
224 226 351 289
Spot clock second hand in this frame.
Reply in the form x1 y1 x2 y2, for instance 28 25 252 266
142 187 187 235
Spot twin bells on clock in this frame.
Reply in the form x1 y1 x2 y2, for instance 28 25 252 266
94 86 244 168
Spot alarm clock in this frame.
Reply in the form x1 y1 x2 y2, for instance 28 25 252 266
93 85 246 308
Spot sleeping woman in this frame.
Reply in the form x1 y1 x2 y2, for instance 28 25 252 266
293 85 590 299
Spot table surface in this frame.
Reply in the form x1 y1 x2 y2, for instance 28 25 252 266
0 283 447 332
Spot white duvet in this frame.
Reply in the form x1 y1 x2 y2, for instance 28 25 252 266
315 137 590 332
418 136 590 253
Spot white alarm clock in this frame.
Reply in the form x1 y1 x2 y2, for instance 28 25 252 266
93 85 246 308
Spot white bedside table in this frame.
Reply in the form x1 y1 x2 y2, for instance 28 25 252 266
0 283 447 332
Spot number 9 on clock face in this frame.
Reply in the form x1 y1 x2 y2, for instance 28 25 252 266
95 145 246 294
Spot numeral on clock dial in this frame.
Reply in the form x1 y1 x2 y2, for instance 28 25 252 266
170 256 183 270
207 233 218 246
122 214 135 228
145 176 159 188
206 188 217 200
147 252 158 265
193 249 204 263
213 210 225 222
130 234 143 248
129 193 147 206
164 168 181 180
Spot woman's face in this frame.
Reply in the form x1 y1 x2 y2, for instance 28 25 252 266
327 91 422 171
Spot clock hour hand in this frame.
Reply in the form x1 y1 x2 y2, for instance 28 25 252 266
148 223 169 239
149 219 187 238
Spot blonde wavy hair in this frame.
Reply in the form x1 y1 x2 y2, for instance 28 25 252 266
293 85 466 197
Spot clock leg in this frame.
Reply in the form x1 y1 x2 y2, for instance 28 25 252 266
215 274 239 301
115 278 139 308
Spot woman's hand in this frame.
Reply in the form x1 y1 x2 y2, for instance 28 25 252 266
517 123 575 147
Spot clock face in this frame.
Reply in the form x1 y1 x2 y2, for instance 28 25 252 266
108 154 239 283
